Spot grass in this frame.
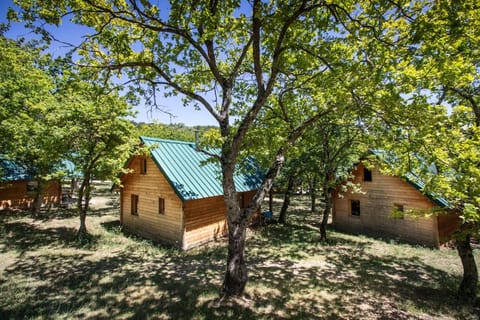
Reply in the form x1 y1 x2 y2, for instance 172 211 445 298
0 190 478 319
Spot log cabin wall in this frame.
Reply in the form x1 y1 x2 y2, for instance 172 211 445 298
333 163 441 248
0 179 61 210
183 195 227 250
437 213 460 244
182 190 258 250
121 156 184 247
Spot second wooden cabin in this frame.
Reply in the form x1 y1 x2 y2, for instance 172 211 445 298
333 156 459 248
120 136 263 250
0 158 61 210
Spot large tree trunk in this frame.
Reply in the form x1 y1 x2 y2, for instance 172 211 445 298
456 224 478 304
220 150 286 298
279 173 296 224
320 187 332 242
221 218 248 297
220 161 248 297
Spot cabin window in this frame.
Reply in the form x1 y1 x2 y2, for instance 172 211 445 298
26 181 39 192
140 157 147 175
351 200 361 216
393 203 404 219
363 167 372 182
131 194 139 215
158 197 165 214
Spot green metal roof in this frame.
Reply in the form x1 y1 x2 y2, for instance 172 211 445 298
370 149 450 208
140 136 263 201
0 158 32 182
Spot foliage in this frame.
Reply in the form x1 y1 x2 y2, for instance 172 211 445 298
10 0 430 297
0 35 66 181
134 121 217 142
369 0 480 302
0 35 69 214
57 75 136 235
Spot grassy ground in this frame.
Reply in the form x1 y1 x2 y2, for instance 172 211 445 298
0 185 479 319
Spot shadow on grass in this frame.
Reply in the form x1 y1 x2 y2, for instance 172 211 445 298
0 220 101 254
0 197 478 319
0 239 259 319
246 220 477 319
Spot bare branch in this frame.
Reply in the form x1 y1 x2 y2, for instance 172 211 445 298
252 0 264 94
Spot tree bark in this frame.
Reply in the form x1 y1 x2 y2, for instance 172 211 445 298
221 220 248 297
220 160 248 297
279 173 296 224
269 188 273 213
218 98 327 298
456 224 478 304
31 180 44 217
320 187 332 242
220 149 287 298
77 173 91 237
310 175 317 213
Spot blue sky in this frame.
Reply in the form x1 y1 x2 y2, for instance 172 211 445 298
0 1 218 127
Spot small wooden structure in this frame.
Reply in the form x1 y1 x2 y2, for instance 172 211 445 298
332 163 458 248
120 137 263 250
0 159 61 210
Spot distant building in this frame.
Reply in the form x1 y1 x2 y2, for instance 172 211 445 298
120 137 263 250
0 158 61 210
333 158 459 248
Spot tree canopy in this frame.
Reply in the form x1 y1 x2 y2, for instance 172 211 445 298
10 0 478 302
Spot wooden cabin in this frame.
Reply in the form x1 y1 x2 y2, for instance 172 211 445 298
0 159 62 210
120 137 263 250
332 163 458 248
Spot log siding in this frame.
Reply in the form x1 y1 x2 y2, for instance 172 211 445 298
333 164 453 248
120 141 262 250
0 179 61 210
121 156 184 247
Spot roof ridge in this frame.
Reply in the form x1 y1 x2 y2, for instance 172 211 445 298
140 136 195 145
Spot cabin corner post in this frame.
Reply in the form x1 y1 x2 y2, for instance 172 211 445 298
434 215 440 248
181 202 186 250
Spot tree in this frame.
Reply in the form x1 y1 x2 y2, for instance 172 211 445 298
301 114 369 241
373 0 480 303
134 121 216 142
59 78 135 237
276 160 301 225
12 0 415 297
0 35 67 215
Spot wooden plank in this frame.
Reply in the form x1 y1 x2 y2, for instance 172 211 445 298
0 179 61 210
182 191 258 249
120 156 184 246
333 164 441 247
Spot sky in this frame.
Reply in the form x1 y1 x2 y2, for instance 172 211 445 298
0 0 218 127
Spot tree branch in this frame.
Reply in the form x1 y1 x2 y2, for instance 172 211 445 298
243 108 332 220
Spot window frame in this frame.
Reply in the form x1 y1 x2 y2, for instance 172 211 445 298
351 199 361 216
26 181 39 193
393 203 405 219
140 157 147 175
131 194 139 216
363 167 372 182
158 197 165 215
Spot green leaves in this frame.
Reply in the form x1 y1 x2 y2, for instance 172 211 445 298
0 36 66 181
